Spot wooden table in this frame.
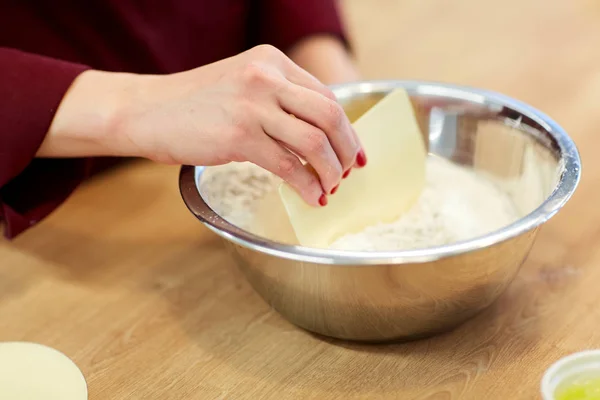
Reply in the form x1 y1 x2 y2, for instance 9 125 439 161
2 1 600 398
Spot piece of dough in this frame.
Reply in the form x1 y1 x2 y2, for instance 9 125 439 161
0 342 88 400
279 88 427 248
251 189 299 245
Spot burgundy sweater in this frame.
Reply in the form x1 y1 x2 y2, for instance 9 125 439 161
0 0 348 238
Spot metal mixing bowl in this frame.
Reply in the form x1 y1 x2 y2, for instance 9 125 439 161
179 81 581 342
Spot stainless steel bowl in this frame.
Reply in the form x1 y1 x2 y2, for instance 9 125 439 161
179 81 581 342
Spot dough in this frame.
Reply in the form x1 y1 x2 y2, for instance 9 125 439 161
0 342 87 400
278 88 427 248
251 188 299 245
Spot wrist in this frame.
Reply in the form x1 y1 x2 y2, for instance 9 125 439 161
38 69 146 159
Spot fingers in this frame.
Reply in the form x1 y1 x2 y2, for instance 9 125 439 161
233 46 367 204
262 112 342 194
276 83 362 176
280 58 366 171
242 134 324 207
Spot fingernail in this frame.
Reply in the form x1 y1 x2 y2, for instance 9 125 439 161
342 170 351 179
356 150 367 168
331 184 339 195
319 194 328 206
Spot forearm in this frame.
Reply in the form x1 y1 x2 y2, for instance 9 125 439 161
288 35 360 85
37 70 142 159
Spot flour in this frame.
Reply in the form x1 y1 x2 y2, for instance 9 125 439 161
200 157 520 251
200 162 279 231
330 157 519 250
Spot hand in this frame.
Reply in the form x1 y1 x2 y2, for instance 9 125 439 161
44 45 364 206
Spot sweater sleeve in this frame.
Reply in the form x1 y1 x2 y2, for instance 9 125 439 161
248 0 351 52
0 47 91 239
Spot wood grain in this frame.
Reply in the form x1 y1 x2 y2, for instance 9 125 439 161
2 1 600 398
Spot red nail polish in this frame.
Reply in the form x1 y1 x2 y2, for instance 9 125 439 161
356 150 367 168
342 170 351 179
331 184 339 195
319 194 328 206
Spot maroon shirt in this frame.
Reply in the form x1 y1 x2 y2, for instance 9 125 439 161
0 0 348 238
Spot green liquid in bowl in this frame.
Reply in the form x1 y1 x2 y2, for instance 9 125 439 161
556 377 600 400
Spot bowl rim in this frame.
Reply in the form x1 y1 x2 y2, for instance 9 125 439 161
178 80 582 265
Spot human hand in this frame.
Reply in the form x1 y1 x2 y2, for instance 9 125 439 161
42 45 365 206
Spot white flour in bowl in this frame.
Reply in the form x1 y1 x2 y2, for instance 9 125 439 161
200 162 279 231
199 157 520 251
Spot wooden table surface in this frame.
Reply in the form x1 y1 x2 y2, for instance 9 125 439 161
2 1 600 399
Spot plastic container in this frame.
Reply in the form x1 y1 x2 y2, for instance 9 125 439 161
542 350 600 399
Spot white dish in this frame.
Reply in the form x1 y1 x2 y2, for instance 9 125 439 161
541 350 600 399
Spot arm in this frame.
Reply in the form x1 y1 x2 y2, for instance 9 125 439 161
2 45 364 238
0 48 91 238
247 0 360 84
288 35 360 85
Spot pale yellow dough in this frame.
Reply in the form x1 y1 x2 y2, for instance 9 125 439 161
279 88 427 248
0 342 88 400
